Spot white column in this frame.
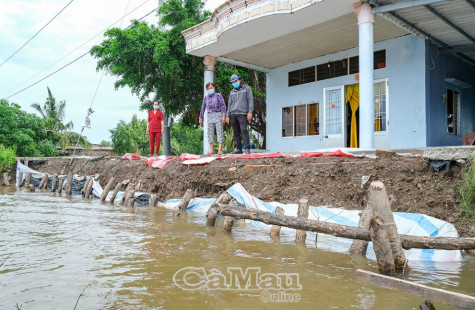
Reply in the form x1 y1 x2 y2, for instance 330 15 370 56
356 2 375 149
203 56 217 154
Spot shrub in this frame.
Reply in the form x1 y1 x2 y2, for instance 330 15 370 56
0 144 16 173
460 163 475 218
37 139 59 157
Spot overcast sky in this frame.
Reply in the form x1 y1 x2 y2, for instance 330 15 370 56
0 0 224 144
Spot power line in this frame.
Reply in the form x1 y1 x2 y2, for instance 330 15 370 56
0 0 75 69
1 0 153 97
5 6 159 100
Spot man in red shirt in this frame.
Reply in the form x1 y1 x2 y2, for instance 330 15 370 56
146 101 164 156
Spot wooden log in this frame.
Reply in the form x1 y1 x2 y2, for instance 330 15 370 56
39 174 48 189
110 182 122 204
223 200 240 233
81 177 91 197
349 203 374 255
357 269 475 309
51 173 57 192
177 189 194 213
296 199 309 245
217 205 475 250
125 189 136 207
17 172 24 187
369 181 407 270
270 207 285 239
58 179 64 194
206 192 233 226
65 173 73 196
100 177 115 202
24 172 31 188
369 216 395 276
149 194 159 207
28 184 35 192
85 177 94 198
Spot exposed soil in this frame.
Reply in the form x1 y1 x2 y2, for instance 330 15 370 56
22 154 475 237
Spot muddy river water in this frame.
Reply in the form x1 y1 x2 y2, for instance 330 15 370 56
1 187 474 309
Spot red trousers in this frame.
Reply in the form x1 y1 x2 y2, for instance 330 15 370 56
149 131 161 154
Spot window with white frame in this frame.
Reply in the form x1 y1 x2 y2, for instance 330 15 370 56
282 103 320 137
447 89 460 135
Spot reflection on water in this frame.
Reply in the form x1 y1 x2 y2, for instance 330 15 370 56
1 188 474 309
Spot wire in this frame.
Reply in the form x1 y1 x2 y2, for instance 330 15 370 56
0 0 75 69
1 0 153 97
5 6 159 99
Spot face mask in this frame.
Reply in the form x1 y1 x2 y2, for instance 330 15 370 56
153 105 159 110
207 89 215 95
232 82 240 88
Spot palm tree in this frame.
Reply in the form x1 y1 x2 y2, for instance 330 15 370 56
31 87 90 150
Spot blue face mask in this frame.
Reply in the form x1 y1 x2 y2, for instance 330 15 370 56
207 89 215 95
153 105 159 110
232 82 240 88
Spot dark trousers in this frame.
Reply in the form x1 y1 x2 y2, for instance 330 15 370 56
230 114 250 149
149 131 161 154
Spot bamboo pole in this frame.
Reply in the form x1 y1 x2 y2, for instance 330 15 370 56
369 216 395 276
17 172 24 187
65 173 73 196
110 182 122 204
295 199 309 245
100 177 115 202
270 207 285 239
369 181 407 270
349 203 374 255
24 172 31 188
206 192 233 226
51 173 58 192
217 205 475 250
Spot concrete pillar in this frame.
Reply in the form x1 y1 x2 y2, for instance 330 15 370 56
203 55 217 154
355 2 375 149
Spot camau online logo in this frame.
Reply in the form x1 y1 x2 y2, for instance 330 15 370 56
173 266 302 303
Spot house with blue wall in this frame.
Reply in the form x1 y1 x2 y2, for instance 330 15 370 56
183 0 475 152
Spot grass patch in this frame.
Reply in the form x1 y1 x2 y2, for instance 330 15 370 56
0 144 16 173
460 163 475 218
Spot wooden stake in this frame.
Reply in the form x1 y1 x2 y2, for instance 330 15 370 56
100 177 115 202
223 200 240 233
28 184 35 192
149 194 159 207
270 207 285 239
369 216 395 275
39 174 48 189
125 189 136 207
85 177 94 198
349 203 374 255
82 177 91 198
206 192 233 226
369 181 407 270
51 173 58 192
110 182 121 204
17 172 24 187
24 172 31 188
296 199 309 245
357 269 475 309
58 179 64 194
120 182 133 206
65 173 73 196
177 189 194 213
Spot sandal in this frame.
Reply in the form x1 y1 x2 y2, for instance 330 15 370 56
217 151 223 155
206 151 214 156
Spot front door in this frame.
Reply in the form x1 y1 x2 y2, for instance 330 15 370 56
374 79 389 149
323 86 345 148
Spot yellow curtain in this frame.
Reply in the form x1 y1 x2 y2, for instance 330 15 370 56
345 85 359 148
375 101 381 132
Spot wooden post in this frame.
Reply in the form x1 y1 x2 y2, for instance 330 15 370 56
270 207 285 239
100 177 115 202
149 194 159 207
176 189 194 215
51 173 58 192
82 177 91 198
28 184 35 192
39 174 48 189
357 269 475 309
24 172 31 188
110 182 122 204
206 192 233 226
349 203 374 255
85 177 94 198
58 179 64 194
120 182 133 206
295 199 309 245
125 189 136 207
223 200 240 233
17 172 24 187
369 216 395 276
369 181 407 270
65 173 73 196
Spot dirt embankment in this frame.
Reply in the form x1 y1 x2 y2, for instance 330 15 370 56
22 154 474 237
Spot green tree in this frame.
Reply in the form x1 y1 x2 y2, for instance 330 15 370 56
0 144 17 173
170 122 203 155
109 115 148 156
